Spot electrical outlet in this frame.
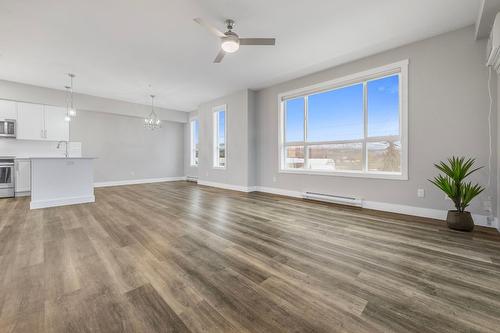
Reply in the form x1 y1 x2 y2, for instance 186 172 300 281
130 171 135 176
417 188 425 198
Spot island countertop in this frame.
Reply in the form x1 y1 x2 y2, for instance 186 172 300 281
29 157 97 160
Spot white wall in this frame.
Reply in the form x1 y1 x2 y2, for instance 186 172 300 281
255 26 496 218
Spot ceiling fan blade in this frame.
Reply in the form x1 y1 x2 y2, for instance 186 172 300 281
239 38 276 46
193 18 225 38
214 50 225 63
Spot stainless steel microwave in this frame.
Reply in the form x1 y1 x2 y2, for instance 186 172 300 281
0 119 16 138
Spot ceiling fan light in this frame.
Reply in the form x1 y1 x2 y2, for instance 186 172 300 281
221 37 240 53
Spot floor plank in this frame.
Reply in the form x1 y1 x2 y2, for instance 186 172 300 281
0 181 499 332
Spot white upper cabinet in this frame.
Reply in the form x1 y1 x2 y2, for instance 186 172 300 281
44 106 69 141
17 102 45 140
0 100 17 119
16 102 69 142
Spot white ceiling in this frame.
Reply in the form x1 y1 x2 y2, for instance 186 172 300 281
0 0 480 111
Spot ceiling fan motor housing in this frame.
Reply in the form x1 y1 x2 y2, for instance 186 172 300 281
221 31 240 53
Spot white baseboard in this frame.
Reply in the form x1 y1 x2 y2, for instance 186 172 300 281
251 186 498 230
94 177 186 188
30 195 95 210
197 180 256 193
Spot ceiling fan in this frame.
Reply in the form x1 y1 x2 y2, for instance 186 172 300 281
194 18 276 63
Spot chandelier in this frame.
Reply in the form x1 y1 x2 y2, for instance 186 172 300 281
144 94 161 130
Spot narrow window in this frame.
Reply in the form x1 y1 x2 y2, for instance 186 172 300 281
213 106 226 168
190 119 199 166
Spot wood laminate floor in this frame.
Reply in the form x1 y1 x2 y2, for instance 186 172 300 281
1 181 500 333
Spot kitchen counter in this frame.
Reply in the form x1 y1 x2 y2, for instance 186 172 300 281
30 157 96 209
29 157 96 159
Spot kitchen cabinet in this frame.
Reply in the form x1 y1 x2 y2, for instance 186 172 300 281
15 159 31 194
44 106 69 141
0 100 17 119
17 103 69 142
17 102 45 140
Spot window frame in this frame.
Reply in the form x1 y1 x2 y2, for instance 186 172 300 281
278 60 409 180
190 118 199 167
213 105 227 169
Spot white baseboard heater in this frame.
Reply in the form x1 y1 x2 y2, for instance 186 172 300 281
186 176 198 183
303 192 363 207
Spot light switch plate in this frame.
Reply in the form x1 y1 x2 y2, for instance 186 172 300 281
417 188 425 198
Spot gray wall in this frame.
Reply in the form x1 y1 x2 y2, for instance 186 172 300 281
247 90 257 187
0 79 187 184
255 26 497 216
195 90 251 187
71 110 184 183
0 79 188 123
498 73 500 220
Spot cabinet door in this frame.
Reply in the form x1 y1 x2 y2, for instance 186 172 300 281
15 160 31 193
44 106 69 141
0 100 17 119
17 103 45 140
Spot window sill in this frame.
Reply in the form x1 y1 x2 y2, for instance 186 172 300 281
279 168 408 180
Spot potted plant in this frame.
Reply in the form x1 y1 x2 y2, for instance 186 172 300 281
429 157 485 232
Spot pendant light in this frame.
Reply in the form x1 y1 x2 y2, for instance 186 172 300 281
144 94 161 130
64 73 77 122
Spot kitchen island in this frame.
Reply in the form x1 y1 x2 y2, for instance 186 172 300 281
30 157 96 209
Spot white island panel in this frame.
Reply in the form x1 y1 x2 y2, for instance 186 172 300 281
30 157 95 209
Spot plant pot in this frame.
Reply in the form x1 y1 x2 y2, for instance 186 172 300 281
446 211 474 232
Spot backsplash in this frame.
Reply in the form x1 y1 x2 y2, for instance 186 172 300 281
0 139 82 158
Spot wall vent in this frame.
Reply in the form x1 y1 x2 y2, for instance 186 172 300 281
303 192 363 207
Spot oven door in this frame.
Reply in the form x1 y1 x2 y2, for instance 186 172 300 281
0 163 14 189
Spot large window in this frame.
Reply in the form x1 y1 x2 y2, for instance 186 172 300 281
279 61 408 179
213 105 226 168
190 119 199 166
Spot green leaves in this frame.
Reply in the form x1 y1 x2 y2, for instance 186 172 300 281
460 182 484 211
429 156 484 213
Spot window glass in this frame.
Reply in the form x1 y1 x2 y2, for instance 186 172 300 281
367 75 400 137
308 143 363 171
214 109 226 168
285 97 304 142
308 84 363 142
191 120 199 166
285 146 304 169
367 140 401 172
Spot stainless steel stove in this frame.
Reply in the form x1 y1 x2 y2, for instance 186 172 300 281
0 157 15 198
